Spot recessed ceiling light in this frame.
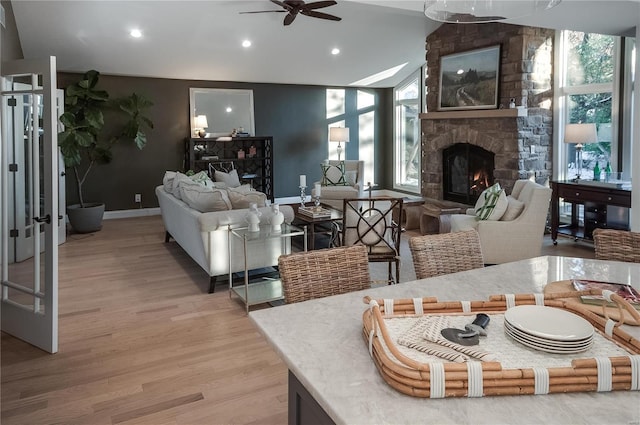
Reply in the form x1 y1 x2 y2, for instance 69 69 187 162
130 29 142 38
331 48 340 55
242 40 252 48
226 107 233 113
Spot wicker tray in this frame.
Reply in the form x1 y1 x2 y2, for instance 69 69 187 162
362 288 640 398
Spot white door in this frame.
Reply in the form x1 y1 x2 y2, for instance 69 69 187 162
7 87 65 263
1 57 59 353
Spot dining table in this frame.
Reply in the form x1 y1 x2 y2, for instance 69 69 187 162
249 256 640 425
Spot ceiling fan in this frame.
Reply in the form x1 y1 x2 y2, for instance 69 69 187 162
241 0 342 26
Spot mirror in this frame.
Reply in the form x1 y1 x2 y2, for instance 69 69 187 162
189 88 255 137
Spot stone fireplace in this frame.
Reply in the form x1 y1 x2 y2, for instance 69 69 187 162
420 23 555 203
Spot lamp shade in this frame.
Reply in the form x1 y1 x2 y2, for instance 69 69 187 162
564 123 597 144
194 115 208 129
329 127 349 143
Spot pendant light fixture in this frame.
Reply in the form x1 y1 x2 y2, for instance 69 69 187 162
424 0 563 24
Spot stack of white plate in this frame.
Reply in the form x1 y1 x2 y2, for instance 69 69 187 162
504 305 594 354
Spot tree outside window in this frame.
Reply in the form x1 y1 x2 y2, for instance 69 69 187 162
563 31 615 180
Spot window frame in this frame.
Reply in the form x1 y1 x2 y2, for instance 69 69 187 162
554 30 628 182
392 66 424 194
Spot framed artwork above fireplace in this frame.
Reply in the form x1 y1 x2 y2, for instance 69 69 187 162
438 45 501 111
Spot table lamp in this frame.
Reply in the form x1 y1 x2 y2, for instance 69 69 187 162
564 123 597 181
329 127 349 161
195 115 208 138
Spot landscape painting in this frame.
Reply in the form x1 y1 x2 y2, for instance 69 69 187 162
438 45 501 111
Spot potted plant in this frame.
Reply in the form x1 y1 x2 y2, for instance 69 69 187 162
58 70 154 233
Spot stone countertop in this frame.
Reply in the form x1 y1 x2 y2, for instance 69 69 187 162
250 256 640 425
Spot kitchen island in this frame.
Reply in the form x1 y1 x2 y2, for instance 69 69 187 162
250 256 640 425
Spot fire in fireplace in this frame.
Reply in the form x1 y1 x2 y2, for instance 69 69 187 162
442 143 495 204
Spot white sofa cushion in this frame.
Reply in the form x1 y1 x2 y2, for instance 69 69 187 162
500 195 525 221
214 168 241 188
450 214 480 232
227 187 267 209
181 184 231 213
163 171 177 193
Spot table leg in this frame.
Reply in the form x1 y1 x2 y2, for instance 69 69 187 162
308 223 315 250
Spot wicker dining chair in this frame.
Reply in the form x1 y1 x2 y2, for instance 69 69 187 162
409 230 484 279
593 228 640 263
278 245 371 304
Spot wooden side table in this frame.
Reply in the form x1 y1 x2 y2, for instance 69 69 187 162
420 199 469 234
401 197 426 230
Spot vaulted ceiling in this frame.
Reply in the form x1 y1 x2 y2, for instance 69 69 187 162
10 0 639 88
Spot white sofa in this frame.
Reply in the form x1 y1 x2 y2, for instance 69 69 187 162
156 186 294 293
449 179 552 264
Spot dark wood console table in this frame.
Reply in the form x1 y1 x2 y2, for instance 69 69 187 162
550 180 631 244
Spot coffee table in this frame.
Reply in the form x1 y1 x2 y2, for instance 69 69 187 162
293 203 342 250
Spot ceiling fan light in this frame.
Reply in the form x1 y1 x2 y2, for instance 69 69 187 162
424 0 562 24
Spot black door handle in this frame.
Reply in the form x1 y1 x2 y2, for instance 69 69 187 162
34 215 51 224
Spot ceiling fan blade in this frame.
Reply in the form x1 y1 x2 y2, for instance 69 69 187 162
301 10 341 21
283 12 297 25
240 10 287 14
271 0 293 11
301 0 337 11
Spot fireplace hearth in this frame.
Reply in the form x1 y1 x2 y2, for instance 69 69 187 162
443 143 495 204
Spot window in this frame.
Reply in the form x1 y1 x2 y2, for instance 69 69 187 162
557 31 620 180
325 88 378 184
393 68 422 193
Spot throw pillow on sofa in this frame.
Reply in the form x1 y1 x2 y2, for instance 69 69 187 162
189 171 215 188
171 172 194 200
227 187 267 209
500 195 525 221
474 183 508 221
214 168 241 188
345 170 358 186
180 183 231 213
321 162 348 186
163 171 177 193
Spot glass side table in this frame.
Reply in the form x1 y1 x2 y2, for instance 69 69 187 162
228 223 307 313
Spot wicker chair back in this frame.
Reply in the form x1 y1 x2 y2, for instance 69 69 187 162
278 245 371 304
409 230 484 279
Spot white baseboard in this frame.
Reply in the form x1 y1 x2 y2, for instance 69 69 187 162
104 207 161 220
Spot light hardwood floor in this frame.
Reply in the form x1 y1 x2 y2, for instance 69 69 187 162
1 216 595 425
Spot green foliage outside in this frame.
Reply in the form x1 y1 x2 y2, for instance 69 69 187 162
566 32 614 159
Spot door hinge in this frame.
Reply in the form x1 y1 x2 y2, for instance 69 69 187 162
9 229 18 238
9 164 17 172
7 98 16 107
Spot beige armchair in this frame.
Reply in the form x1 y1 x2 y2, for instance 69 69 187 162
311 160 364 211
449 179 552 264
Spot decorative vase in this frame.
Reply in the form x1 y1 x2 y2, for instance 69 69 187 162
246 203 261 232
270 204 284 232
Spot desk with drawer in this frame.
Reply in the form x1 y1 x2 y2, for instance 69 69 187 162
550 180 631 244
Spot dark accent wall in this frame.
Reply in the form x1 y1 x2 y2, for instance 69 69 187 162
57 73 391 210
1 0 24 64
